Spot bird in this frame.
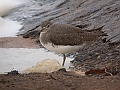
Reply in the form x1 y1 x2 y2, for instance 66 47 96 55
39 20 104 66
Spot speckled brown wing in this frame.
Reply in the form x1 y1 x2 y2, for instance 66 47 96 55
48 24 101 46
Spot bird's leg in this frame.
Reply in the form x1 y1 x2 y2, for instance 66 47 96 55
62 54 66 66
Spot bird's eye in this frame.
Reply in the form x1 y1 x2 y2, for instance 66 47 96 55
47 24 49 27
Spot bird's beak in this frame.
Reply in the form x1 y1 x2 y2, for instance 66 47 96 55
40 26 46 33
32 31 40 38
32 26 41 38
40 26 42 32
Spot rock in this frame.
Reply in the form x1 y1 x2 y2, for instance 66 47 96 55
17 0 120 44
58 68 66 72
7 70 19 76
23 59 62 73
73 42 120 72
6 0 120 74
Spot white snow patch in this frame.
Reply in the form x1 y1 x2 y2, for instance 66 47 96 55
0 17 22 37
0 0 25 16
0 48 71 74
0 0 27 37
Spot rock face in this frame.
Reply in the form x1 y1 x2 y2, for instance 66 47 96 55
73 42 120 72
19 0 120 44
8 0 120 73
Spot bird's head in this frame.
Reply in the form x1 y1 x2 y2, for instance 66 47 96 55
31 20 53 38
40 20 53 33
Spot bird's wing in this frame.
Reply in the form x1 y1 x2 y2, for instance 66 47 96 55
48 24 100 46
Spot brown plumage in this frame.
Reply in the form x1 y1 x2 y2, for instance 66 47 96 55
39 20 104 66
40 21 102 46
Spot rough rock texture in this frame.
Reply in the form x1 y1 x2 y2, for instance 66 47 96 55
8 0 120 74
20 0 120 44
73 42 120 73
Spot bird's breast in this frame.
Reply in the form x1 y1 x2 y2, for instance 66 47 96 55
41 42 86 54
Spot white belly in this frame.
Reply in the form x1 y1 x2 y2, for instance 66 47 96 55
41 42 86 54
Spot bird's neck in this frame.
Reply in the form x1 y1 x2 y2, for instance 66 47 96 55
40 32 51 45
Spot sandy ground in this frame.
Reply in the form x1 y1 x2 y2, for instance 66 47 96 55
0 36 120 90
0 36 39 48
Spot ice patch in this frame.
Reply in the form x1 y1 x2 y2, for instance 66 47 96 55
0 17 22 37
0 0 25 16
0 0 27 37
0 48 71 74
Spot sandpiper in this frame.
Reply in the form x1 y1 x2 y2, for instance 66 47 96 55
39 20 103 66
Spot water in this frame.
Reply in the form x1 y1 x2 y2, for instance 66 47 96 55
0 0 25 37
0 17 22 37
0 0 24 16
0 0 66 37
0 48 71 74
0 0 72 74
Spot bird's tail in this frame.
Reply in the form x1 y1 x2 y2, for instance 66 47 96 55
86 26 107 43
87 26 107 36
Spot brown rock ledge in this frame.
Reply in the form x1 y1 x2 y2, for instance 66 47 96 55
0 36 39 48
